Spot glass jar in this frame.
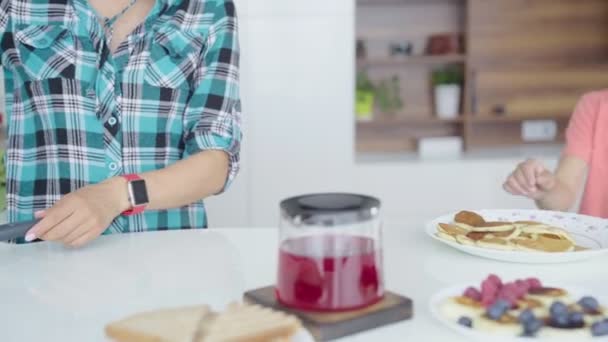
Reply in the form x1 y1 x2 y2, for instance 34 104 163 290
276 193 384 312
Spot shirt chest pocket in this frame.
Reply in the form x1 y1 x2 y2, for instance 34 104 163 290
144 28 201 90
14 25 77 81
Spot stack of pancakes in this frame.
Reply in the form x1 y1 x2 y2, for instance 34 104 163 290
436 211 582 252
440 287 607 338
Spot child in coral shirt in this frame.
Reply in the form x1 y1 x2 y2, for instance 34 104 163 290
504 91 608 218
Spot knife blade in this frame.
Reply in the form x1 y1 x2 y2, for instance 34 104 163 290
0 220 39 241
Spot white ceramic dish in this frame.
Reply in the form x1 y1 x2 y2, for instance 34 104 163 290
430 283 608 341
426 209 608 263
294 329 315 342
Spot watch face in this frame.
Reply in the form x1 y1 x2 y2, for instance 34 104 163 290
130 179 149 205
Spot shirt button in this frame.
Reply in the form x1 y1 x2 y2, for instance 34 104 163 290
108 162 118 171
108 117 117 126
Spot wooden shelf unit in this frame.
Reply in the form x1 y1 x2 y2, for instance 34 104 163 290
355 0 608 155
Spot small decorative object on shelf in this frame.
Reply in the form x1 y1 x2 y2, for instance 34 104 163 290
432 67 463 119
356 39 367 60
418 136 463 160
376 75 403 115
426 33 464 55
356 70 376 121
389 42 413 57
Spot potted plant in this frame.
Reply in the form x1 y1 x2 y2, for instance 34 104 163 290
356 70 376 121
432 67 463 119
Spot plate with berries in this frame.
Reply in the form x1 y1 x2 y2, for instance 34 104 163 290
430 275 608 340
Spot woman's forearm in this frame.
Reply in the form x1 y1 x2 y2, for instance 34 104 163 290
110 150 230 213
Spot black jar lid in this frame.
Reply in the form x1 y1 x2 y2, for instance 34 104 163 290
280 193 381 226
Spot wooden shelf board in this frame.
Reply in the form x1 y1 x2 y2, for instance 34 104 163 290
467 115 571 123
357 54 466 68
357 116 464 126
357 0 464 6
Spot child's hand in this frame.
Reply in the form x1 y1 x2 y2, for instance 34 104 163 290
503 159 557 200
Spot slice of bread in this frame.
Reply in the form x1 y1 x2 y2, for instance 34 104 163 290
105 305 210 342
105 303 301 342
196 303 301 342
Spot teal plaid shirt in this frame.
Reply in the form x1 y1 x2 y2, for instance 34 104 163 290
0 0 242 242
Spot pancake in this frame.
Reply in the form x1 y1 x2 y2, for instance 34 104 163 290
438 223 468 237
439 297 484 321
526 287 570 307
513 235 574 253
519 226 575 245
454 211 486 227
455 234 477 246
476 237 515 250
436 231 457 242
469 222 515 233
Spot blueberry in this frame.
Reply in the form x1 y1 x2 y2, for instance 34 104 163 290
550 301 568 317
522 318 543 337
487 300 510 320
578 296 600 312
457 316 473 328
591 321 608 337
568 311 585 328
552 312 570 328
518 309 536 324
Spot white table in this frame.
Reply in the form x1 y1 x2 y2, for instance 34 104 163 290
1 224 606 342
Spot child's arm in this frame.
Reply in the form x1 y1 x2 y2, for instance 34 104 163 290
504 91 600 211
503 157 586 211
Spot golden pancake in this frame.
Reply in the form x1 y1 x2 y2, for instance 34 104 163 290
513 235 574 253
438 223 468 237
476 237 515 250
469 222 515 233
436 231 457 242
455 234 477 246
519 226 575 244
454 210 485 226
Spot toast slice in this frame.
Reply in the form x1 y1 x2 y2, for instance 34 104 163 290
105 305 210 342
105 303 301 342
196 303 301 342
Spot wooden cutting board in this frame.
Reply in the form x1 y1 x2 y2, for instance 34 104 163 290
243 286 413 341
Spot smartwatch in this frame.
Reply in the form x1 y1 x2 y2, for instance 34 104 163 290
121 174 149 216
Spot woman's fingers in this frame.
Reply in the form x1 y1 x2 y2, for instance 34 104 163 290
25 201 76 242
40 211 88 242
63 221 95 246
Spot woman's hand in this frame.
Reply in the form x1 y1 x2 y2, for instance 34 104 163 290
25 178 129 247
503 159 557 200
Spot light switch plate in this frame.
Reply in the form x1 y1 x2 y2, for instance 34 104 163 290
521 120 558 142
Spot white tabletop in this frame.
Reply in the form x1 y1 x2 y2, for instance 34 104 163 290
1 224 606 342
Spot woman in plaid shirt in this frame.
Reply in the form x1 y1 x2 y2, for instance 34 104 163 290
0 0 242 245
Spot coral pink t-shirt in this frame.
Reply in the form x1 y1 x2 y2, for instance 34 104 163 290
563 90 608 218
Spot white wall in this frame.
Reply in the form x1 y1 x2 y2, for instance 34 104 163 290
199 0 563 228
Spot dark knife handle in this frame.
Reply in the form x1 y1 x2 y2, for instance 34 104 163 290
0 220 39 241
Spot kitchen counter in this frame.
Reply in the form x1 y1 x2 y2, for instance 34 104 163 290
1 224 606 341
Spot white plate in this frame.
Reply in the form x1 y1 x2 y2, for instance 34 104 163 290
294 329 315 342
426 209 608 263
430 283 608 341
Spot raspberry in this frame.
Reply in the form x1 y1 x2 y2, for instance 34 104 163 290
526 278 542 289
481 280 498 296
487 274 503 287
463 287 482 301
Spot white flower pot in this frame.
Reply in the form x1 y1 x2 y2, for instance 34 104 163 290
434 84 461 119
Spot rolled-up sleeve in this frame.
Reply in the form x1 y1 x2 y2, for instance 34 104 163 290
183 0 242 192
563 92 601 163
